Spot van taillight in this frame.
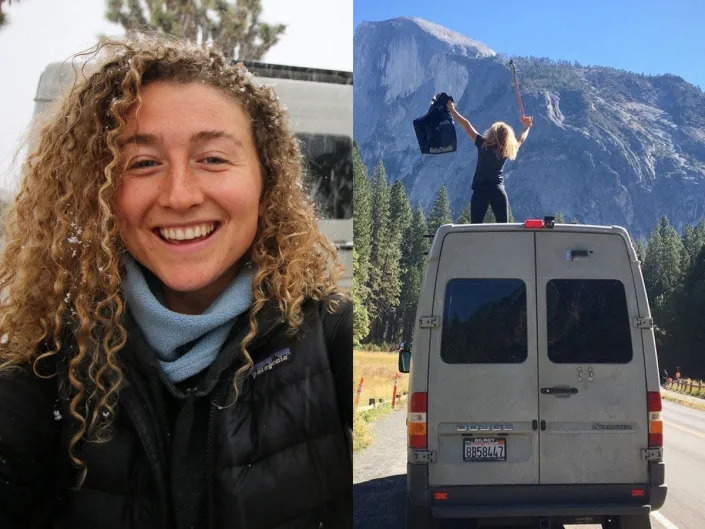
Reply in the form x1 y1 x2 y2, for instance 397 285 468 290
524 219 544 228
648 391 663 447
408 392 428 449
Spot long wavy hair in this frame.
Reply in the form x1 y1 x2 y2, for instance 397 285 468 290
0 34 344 484
483 121 519 160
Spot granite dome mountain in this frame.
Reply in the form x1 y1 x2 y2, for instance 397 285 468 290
353 17 705 237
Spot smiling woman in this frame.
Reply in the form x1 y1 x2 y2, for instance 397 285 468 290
0 35 351 529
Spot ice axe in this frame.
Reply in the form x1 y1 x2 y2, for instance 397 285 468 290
509 59 526 120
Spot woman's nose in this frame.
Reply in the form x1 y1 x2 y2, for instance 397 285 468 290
159 163 204 210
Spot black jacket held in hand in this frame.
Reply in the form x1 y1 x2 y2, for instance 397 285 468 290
413 92 457 155
0 297 353 529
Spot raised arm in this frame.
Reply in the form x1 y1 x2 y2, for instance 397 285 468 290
447 101 479 142
517 115 533 147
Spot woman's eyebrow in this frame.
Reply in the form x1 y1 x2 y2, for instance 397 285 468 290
118 133 163 148
117 131 242 148
192 130 243 148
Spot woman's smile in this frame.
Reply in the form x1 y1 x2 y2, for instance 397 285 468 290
156 222 218 243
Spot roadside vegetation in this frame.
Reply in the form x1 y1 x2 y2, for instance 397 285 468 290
662 379 705 412
353 350 409 451
664 379 705 399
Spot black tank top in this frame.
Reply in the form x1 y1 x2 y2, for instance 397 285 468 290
472 134 507 189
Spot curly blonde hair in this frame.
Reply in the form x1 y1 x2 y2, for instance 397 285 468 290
0 34 344 484
483 121 519 161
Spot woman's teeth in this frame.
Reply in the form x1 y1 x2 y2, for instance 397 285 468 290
159 223 216 242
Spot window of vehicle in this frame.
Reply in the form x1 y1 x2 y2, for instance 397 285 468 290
441 278 527 364
547 279 632 363
298 133 352 220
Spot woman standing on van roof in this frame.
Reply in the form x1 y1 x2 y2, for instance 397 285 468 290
0 36 351 529
447 100 533 223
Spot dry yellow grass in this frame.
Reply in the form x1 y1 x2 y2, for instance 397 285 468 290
353 350 409 409
665 379 705 398
352 350 410 451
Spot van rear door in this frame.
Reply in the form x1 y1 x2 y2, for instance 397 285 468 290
427 230 539 486
535 231 648 484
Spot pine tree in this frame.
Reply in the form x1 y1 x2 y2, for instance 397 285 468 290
483 208 497 223
366 161 391 328
643 216 687 355
671 244 705 377
457 202 472 224
398 204 430 341
378 180 412 342
352 249 370 347
682 222 705 267
105 0 286 60
352 143 372 305
657 217 687 295
352 144 372 344
428 186 452 235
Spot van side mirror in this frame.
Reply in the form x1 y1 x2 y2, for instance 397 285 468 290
398 342 412 373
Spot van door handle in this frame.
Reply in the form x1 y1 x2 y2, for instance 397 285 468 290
540 386 578 395
532 420 538 431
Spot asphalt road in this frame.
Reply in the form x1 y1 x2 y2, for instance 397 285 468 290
353 400 705 529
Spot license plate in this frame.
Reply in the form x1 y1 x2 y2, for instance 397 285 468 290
463 437 506 462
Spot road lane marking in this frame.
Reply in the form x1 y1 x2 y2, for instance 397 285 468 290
664 419 705 440
652 511 679 529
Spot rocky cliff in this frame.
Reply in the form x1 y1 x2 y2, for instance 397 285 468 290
353 17 705 237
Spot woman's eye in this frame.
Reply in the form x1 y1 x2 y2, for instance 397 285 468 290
128 159 159 170
202 156 228 165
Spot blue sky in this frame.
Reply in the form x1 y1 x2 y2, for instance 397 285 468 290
354 0 705 91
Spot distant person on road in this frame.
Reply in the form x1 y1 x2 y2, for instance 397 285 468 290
447 100 533 223
0 35 351 529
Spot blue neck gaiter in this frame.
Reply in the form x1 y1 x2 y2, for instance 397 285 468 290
121 255 255 383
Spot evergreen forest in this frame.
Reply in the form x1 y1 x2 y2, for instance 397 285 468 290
353 143 705 379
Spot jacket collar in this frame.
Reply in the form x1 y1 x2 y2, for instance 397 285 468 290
120 299 286 398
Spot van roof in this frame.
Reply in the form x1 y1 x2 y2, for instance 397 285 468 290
33 61 352 138
240 61 352 85
429 223 636 261
34 60 352 100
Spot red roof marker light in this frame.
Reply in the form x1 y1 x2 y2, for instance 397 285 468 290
524 219 545 229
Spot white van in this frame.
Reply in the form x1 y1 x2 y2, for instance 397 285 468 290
33 61 353 288
399 219 667 529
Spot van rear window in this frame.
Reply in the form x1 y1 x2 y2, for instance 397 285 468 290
547 279 632 363
298 133 352 220
441 279 527 364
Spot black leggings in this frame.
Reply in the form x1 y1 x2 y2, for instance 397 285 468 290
470 184 508 223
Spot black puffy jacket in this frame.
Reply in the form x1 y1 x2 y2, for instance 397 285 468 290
0 297 352 529
412 92 457 155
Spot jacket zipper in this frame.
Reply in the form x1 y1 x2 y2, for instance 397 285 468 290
205 390 216 529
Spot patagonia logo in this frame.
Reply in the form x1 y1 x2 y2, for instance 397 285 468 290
429 145 455 154
251 348 291 378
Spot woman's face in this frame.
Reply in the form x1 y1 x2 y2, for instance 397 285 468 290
115 81 262 313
